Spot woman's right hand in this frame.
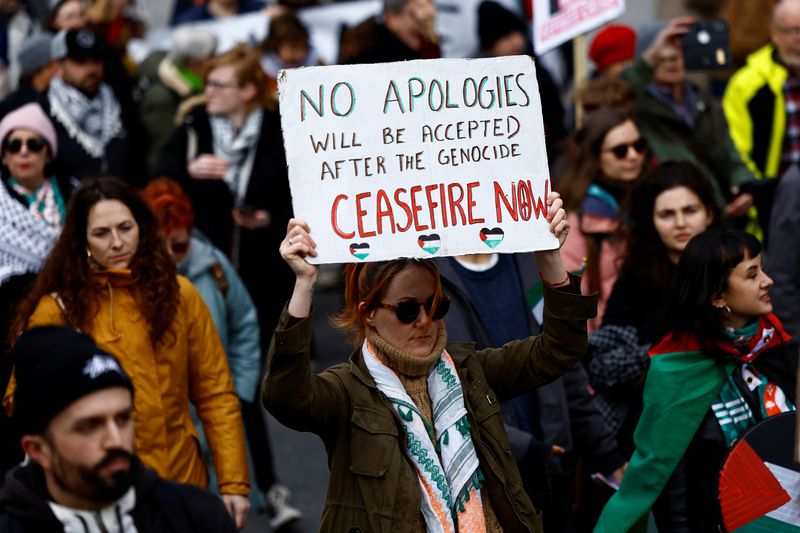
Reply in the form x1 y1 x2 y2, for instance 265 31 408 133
187 154 228 180
281 218 318 283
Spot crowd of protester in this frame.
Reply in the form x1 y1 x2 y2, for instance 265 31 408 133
0 0 798 531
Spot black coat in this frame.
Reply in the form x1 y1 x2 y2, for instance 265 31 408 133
0 458 236 532
154 105 294 338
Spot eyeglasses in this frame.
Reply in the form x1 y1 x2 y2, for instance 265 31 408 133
4 137 47 154
377 295 450 324
605 138 648 159
774 25 800 38
205 80 240 91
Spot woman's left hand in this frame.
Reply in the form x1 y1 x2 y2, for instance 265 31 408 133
546 191 569 249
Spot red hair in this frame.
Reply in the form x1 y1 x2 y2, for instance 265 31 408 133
331 259 443 347
141 178 195 235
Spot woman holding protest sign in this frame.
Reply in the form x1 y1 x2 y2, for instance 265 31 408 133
558 107 649 331
595 228 797 532
262 192 597 532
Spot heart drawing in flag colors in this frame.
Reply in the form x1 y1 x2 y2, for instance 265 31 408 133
479 228 505 249
349 243 370 260
418 234 441 255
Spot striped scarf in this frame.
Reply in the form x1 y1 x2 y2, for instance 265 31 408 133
363 340 486 532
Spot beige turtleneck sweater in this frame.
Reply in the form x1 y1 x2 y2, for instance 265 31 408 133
366 327 503 533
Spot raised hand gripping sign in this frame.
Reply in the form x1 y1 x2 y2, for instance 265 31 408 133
278 55 557 264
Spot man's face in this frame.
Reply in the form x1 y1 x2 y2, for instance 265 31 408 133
773 0 800 69
60 57 103 97
385 0 437 52
35 388 135 507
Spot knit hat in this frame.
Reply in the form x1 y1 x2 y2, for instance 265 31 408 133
18 32 54 79
477 1 527 52
13 326 134 436
51 28 104 62
0 103 58 157
589 24 637 72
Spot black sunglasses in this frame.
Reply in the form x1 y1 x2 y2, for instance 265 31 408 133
377 295 451 324
4 137 47 154
606 137 648 159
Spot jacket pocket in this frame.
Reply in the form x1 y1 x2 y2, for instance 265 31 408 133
349 405 398 478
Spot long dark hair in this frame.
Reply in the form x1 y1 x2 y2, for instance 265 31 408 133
13 177 180 346
666 229 763 352
559 107 642 212
620 161 721 294
331 259 443 347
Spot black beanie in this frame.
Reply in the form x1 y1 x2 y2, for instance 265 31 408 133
478 1 528 52
13 327 134 436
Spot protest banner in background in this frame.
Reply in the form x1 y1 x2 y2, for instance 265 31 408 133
279 56 557 264
533 0 625 55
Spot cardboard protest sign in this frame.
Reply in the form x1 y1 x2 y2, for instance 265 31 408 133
533 0 625 55
279 56 556 264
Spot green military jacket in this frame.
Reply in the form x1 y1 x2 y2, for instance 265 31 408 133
262 283 597 532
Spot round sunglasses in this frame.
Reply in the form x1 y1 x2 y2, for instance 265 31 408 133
605 137 648 159
377 295 451 324
4 137 48 154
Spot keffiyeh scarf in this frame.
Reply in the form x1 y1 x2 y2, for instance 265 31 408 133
363 340 486 533
0 180 59 285
48 76 123 158
210 108 263 203
9 177 65 228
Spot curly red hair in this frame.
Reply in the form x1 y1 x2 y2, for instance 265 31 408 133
141 178 195 235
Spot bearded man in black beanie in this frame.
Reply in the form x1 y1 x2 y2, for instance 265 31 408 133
0 326 236 532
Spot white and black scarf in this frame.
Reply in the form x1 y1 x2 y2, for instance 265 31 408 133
210 108 263 203
48 76 123 159
0 180 59 285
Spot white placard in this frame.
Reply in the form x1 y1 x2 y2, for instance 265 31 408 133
279 56 556 264
533 0 625 55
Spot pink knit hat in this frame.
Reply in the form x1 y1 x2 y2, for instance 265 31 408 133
0 103 58 157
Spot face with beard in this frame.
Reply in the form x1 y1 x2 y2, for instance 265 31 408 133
22 387 136 510
60 57 104 97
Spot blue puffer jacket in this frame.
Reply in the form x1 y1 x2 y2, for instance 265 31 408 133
178 234 261 402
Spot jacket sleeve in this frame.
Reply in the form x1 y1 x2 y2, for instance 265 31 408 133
722 72 761 178
181 278 249 496
217 251 262 403
562 364 625 474
474 282 597 402
261 306 349 438
3 296 66 415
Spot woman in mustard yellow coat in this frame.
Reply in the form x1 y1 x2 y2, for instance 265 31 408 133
4 177 251 527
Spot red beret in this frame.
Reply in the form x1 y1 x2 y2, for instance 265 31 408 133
589 24 637 73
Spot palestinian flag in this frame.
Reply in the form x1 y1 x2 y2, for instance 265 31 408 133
417 234 441 255
720 413 800 532
479 227 504 249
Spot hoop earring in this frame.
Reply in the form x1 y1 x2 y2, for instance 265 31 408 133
86 248 99 270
